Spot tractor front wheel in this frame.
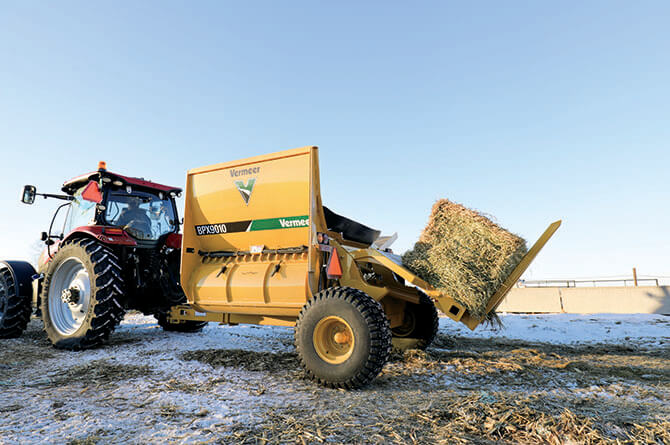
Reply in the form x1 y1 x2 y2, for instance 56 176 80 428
41 239 126 350
295 287 391 389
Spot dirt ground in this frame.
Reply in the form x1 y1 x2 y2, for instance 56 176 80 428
0 313 668 444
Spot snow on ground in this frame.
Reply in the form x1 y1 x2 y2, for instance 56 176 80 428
0 313 668 444
441 313 669 347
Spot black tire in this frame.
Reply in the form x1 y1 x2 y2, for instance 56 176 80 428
0 262 33 339
153 250 206 333
40 239 126 350
295 286 392 389
391 292 439 350
155 313 206 332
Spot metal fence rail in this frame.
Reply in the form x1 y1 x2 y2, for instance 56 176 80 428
517 278 660 288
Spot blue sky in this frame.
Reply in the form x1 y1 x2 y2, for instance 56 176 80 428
1 2 668 282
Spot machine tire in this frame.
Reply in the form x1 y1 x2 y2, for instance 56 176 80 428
295 286 392 389
0 262 34 339
153 250 206 333
391 292 439 350
40 239 126 350
155 313 206 332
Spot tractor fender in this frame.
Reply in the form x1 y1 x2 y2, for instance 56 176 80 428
62 226 138 247
0 260 38 309
39 226 137 275
41 226 138 267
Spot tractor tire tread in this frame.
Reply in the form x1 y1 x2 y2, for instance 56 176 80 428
0 265 32 339
41 238 126 350
416 292 439 349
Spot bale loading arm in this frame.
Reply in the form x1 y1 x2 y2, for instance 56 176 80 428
343 220 562 330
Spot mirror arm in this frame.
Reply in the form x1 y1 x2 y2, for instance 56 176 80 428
38 193 74 201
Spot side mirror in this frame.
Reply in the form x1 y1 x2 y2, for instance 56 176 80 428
41 231 48 241
21 185 36 205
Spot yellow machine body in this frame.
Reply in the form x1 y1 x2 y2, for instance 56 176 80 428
176 145 561 331
180 147 320 322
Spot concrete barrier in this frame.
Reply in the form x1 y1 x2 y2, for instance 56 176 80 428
497 286 670 314
497 287 563 313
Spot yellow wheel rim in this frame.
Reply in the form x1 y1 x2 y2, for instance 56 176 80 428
313 316 355 364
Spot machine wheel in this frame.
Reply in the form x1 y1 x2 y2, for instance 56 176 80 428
155 313 206 333
153 250 206 333
40 239 126 350
295 286 392 389
391 292 439 350
0 262 33 339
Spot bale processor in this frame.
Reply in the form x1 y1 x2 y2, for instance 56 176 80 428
0 146 560 388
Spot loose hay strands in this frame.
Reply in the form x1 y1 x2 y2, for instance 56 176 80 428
221 391 670 445
403 199 527 319
50 360 153 387
180 349 299 373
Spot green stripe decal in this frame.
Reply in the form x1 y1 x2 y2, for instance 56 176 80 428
195 215 310 236
249 215 310 231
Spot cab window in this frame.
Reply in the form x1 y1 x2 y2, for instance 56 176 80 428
63 188 98 234
105 190 176 240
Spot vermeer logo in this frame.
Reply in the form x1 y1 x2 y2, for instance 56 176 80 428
234 178 256 205
279 218 308 228
230 167 260 177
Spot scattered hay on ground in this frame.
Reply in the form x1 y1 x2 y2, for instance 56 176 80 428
382 334 670 391
50 359 153 387
65 429 109 445
105 332 143 346
0 404 22 413
221 391 669 445
0 345 55 369
157 377 230 394
180 349 299 374
66 437 101 445
158 403 181 420
402 199 527 319
419 393 670 445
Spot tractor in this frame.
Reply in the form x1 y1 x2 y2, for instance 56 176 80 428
0 162 204 350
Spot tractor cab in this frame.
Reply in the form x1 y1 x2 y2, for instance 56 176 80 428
61 162 182 244
23 162 182 249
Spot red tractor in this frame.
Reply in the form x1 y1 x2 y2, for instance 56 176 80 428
0 162 205 349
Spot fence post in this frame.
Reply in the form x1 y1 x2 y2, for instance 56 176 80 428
633 268 638 287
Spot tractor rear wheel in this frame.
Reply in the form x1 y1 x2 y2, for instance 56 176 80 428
295 287 392 389
391 292 439 349
155 313 206 332
0 262 32 338
41 239 126 350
